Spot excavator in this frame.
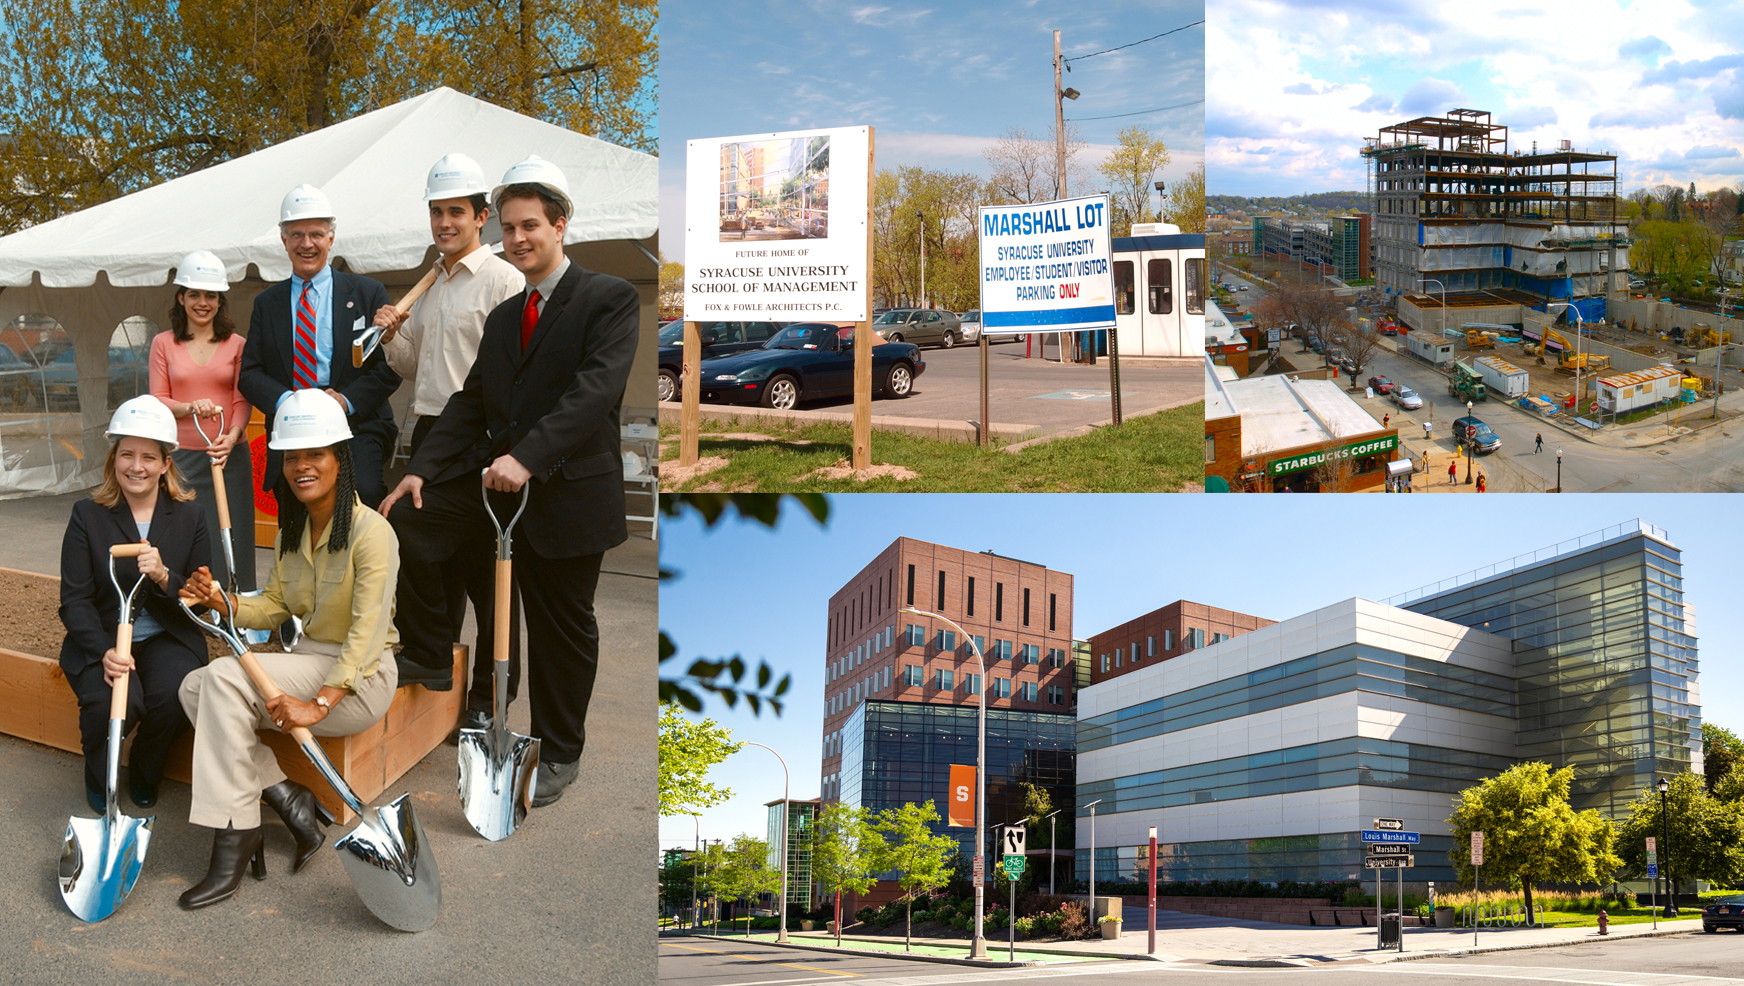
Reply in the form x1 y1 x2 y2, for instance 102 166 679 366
1524 327 1609 372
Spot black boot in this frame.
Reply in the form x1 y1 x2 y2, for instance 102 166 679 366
261 780 334 873
179 824 266 909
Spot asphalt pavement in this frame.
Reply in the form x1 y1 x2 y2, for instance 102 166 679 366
0 489 657 985
659 928 1740 986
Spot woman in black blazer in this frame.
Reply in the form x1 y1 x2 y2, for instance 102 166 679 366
59 396 211 812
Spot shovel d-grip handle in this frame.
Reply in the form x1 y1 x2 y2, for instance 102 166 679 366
110 543 146 559
481 476 529 672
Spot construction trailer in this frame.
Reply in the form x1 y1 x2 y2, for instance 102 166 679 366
1361 109 1628 318
1405 331 1455 365
1473 355 1530 399
1593 364 1682 415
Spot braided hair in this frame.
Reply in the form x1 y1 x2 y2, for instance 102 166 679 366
275 441 357 558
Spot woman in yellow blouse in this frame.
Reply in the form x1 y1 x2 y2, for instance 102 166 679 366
176 389 400 909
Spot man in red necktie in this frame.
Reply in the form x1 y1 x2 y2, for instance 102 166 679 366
381 156 639 805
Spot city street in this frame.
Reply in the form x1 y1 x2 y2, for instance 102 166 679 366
659 930 1743 986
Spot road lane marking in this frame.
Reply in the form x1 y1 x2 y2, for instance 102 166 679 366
659 941 862 978
1366 964 1744 986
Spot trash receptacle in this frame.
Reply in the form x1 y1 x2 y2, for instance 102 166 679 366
1380 914 1401 946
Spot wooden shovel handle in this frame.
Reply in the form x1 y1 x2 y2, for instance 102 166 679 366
211 461 230 530
110 623 133 721
394 266 441 316
494 559 512 666
234 649 317 746
110 542 146 558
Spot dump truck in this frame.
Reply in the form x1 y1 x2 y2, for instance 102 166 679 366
1593 364 1682 415
1474 355 1530 399
1449 360 1488 402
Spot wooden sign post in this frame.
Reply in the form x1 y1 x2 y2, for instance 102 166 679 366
680 320 701 466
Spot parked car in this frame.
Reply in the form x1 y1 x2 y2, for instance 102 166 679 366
1703 897 1744 933
1367 375 1395 395
872 308 965 348
1237 285 1249 292
1453 416 1502 454
0 346 35 410
1380 322 1399 336
39 346 150 410
1390 386 1423 410
955 310 982 342
696 323 925 410
656 320 791 401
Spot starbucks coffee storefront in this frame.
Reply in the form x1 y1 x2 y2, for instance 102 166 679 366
1205 356 1402 493
1266 434 1400 493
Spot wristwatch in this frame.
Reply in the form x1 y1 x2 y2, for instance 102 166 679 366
315 695 332 711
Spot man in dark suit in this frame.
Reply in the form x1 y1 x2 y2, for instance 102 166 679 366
381 155 638 805
240 183 401 507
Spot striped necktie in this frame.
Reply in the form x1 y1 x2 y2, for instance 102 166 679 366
293 279 319 389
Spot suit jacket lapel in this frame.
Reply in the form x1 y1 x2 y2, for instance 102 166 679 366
514 266 580 369
109 498 141 547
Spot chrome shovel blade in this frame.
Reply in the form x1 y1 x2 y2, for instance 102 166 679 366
334 794 442 932
457 726 540 842
59 811 152 922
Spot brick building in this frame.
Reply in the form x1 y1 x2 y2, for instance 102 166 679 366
1087 601 1275 686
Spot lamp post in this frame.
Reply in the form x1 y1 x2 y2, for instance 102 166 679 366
1658 777 1676 917
1547 302 1587 419
1045 809 1063 896
1556 449 1562 493
916 210 927 310
741 741 792 942
1154 180 1167 224
1148 825 1158 955
1465 400 1473 484
902 606 988 959
691 814 701 934
1415 278 1446 340
1085 799 1103 925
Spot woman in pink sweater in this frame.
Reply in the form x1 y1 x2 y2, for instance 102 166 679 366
149 250 255 590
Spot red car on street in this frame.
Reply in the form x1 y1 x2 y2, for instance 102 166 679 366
1367 375 1395 394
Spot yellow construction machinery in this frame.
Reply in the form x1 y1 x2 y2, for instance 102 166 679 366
1687 324 1734 348
1465 329 1495 350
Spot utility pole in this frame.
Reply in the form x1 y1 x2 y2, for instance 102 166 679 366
917 210 927 309
1053 31 1070 199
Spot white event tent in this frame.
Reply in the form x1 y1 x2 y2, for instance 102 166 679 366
0 86 657 497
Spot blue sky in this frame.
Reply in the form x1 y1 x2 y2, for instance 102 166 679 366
1207 0 1744 197
659 494 1743 854
659 0 1205 263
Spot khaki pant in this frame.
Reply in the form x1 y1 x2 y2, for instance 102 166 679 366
178 640 397 829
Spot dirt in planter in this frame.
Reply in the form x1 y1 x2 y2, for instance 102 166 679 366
0 568 281 661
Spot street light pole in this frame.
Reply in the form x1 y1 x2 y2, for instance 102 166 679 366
916 210 927 310
741 741 792 942
692 814 701 934
1154 180 1167 224
1086 799 1103 926
1465 399 1473 484
1658 777 1676 917
1416 278 1446 340
902 606 988 959
1556 449 1562 493
1045 809 1062 896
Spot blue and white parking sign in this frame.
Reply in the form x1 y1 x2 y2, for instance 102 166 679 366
977 194 1115 335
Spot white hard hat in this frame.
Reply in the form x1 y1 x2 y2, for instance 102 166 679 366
268 389 354 450
106 395 179 445
173 250 231 292
424 153 491 202
491 154 573 220
280 183 336 224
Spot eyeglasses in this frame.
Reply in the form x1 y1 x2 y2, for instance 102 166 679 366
283 230 332 245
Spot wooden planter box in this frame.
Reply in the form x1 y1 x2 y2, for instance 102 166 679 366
0 565 462 824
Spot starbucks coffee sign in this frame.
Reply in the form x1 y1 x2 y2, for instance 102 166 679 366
1268 434 1399 477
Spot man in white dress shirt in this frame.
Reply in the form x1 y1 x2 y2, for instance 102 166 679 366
375 153 523 704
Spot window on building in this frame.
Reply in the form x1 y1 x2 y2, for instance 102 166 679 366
905 624 925 647
1100 654 1109 672
1114 260 1135 315
1047 685 1066 706
972 635 987 658
1147 636 1156 657
995 639 1013 661
994 678 1011 698
1213 632 1228 644
936 629 956 652
1205 434 1216 463
964 673 981 695
1186 258 1205 316
906 564 915 606
1022 588 1031 627
1163 629 1174 650
904 665 923 687
1115 649 1122 668
967 576 976 616
1020 681 1038 701
1130 643 1140 664
937 570 946 611
995 582 1004 622
1048 647 1066 668
1185 627 1204 650
935 669 954 690
1049 593 1057 632
1022 644 1040 665
1148 258 1173 314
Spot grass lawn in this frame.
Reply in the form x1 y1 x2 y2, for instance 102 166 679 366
732 931 1116 964
660 402 1205 492
1527 910 1702 928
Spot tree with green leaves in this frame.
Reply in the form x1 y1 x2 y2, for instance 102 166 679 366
1617 771 1744 899
1717 767 1744 804
693 839 730 934
812 802 884 946
1704 723 1744 793
658 702 742 817
1098 125 1171 238
871 800 960 951
1445 762 1621 916
658 494 830 715
711 834 782 937
1021 782 1070 888
1165 161 1207 234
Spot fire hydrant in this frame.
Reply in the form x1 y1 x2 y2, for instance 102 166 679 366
1598 910 1609 935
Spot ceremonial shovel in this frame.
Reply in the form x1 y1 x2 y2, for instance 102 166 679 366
352 265 440 367
179 592 441 931
188 408 301 650
59 543 155 922
457 477 540 841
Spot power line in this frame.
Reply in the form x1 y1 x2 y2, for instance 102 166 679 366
1069 98 1204 122
1063 21 1205 65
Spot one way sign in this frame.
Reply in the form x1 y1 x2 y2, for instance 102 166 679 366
1000 822 1027 856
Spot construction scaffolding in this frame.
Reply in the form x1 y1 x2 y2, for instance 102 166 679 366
1361 109 1627 321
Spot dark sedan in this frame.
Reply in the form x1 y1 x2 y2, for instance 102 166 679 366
697 322 924 410
657 320 790 402
1705 898 1744 932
